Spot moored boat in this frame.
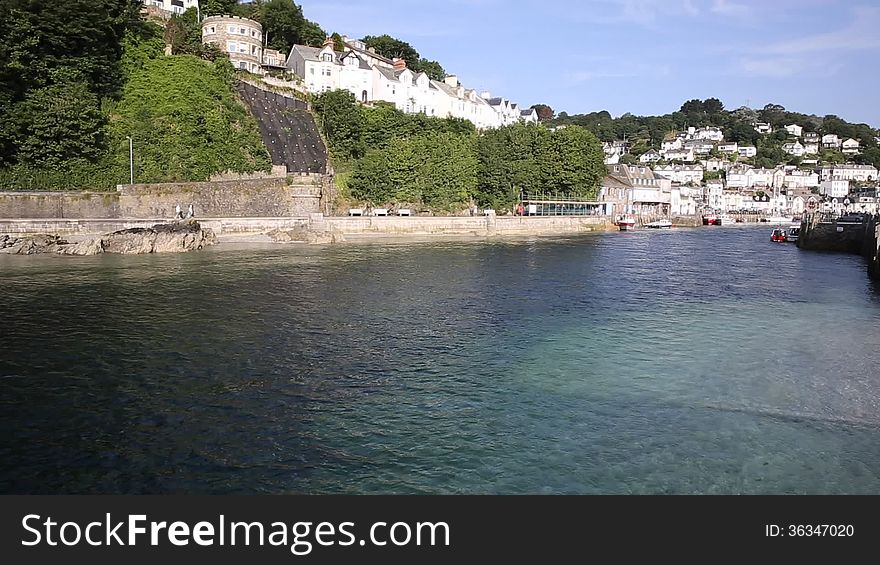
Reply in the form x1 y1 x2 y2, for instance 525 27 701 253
785 226 800 242
645 219 672 229
702 213 718 225
770 228 787 242
615 215 636 231
716 214 736 225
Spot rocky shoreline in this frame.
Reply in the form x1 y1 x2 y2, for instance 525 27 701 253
0 220 216 256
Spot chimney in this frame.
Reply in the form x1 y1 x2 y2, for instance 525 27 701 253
444 75 459 88
323 36 334 49
392 57 407 71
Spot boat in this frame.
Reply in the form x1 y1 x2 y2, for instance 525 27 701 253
702 213 718 225
645 219 672 229
770 228 787 242
716 214 736 226
615 215 636 231
785 226 800 242
761 215 793 223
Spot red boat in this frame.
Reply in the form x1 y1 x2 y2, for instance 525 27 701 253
770 228 787 242
702 213 718 225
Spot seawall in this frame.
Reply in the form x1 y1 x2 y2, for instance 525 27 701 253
798 213 880 281
0 176 326 220
0 215 613 239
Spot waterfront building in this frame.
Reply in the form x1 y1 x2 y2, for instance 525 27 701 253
820 179 851 198
705 180 724 210
819 164 878 182
607 164 671 216
653 164 704 185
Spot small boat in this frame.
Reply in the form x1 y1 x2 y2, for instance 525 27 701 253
615 215 636 231
770 228 787 242
785 226 800 242
761 216 793 223
645 219 672 229
702 213 718 225
716 214 736 225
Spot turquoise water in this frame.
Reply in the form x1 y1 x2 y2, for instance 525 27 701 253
2 225 879 493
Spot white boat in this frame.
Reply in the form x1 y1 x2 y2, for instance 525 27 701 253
615 215 636 231
762 215 793 223
716 214 736 225
785 226 800 242
645 219 672 229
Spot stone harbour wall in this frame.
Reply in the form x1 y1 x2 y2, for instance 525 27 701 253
0 177 324 220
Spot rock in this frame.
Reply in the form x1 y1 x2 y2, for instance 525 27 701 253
0 234 65 255
102 220 216 254
0 220 215 257
53 238 105 256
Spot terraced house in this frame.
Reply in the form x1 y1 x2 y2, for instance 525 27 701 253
285 36 534 129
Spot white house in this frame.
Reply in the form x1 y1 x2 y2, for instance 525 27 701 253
717 142 738 154
784 124 803 137
842 138 861 154
661 138 683 152
754 122 772 134
664 148 695 162
782 141 805 157
285 39 526 129
653 164 704 185
706 180 724 210
694 127 724 142
143 0 199 16
803 141 819 154
722 189 743 212
748 167 776 188
738 146 757 158
819 164 878 182
822 134 841 149
783 170 819 189
684 140 714 155
726 165 751 188
820 179 850 198
639 149 661 163
701 158 728 172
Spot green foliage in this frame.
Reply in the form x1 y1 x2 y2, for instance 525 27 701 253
531 104 555 121
314 90 366 160
349 133 477 210
11 76 106 168
361 34 446 80
107 56 271 183
202 0 239 16
331 32 346 52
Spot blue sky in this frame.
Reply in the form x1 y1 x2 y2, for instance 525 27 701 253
295 0 880 127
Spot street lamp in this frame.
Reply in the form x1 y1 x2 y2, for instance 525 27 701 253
126 136 134 185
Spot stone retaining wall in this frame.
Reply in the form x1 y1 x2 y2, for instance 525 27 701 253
0 177 324 220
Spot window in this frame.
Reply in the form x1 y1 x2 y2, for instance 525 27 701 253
228 25 236 33
227 41 237 53
322 53 333 62
209 26 215 34
239 61 247 69
361 90 367 103
240 28 246 35
310 68 314 75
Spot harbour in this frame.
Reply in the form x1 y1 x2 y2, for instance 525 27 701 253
2 226 879 494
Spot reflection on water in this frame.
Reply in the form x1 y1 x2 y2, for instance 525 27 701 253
1 226 879 493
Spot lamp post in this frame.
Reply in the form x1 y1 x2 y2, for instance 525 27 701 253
126 136 134 185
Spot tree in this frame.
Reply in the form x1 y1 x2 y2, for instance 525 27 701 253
361 34 420 63
313 89 365 161
536 125 605 198
12 76 106 167
261 0 306 52
201 0 238 16
410 59 445 81
330 32 346 52
531 104 555 121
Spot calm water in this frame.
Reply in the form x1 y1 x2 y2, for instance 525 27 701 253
2 225 880 494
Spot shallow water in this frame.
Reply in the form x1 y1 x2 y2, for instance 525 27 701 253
2 225 879 493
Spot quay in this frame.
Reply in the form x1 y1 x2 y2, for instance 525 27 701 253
798 212 880 280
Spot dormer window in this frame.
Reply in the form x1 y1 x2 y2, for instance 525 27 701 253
322 53 333 62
